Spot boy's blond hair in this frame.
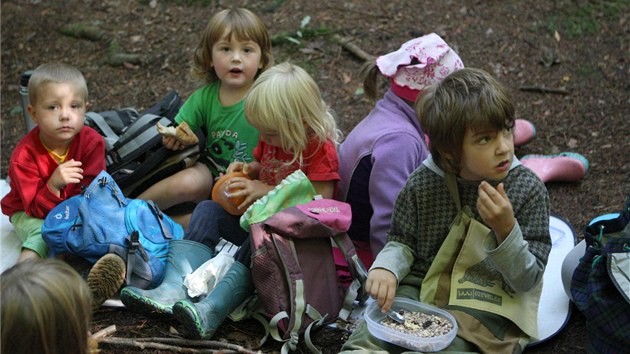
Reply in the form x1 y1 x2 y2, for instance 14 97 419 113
191 7 273 84
28 63 88 106
244 62 340 166
1 259 93 354
415 67 515 174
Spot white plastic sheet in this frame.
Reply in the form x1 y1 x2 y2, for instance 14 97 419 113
183 252 234 297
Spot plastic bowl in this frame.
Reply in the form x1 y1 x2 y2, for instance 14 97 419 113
365 297 457 352
211 172 250 216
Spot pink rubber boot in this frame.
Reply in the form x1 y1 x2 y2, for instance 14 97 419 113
514 119 537 146
520 152 589 183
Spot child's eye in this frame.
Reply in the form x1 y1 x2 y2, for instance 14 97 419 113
47 105 59 110
477 136 490 144
244 47 254 53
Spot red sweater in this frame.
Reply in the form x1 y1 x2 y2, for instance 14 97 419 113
1 126 105 219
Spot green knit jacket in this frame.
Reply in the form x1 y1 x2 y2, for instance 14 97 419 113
372 157 551 294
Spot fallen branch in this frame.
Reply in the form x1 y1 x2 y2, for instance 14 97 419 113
331 34 375 62
59 23 141 67
519 86 569 95
91 325 117 339
58 23 106 42
98 336 259 354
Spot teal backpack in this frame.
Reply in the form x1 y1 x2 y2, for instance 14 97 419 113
42 170 184 289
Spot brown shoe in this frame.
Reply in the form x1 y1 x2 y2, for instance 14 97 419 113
88 253 126 310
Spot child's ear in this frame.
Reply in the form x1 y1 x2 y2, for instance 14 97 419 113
85 101 92 111
27 105 39 124
438 148 454 160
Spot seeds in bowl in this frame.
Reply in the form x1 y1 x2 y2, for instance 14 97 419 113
380 310 454 337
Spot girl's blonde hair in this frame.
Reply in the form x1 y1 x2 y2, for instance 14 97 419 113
1 259 93 354
191 7 273 84
415 67 515 173
245 62 341 166
28 63 88 106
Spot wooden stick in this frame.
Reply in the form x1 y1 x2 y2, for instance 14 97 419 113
98 336 259 354
139 337 259 352
91 325 117 339
331 34 375 62
519 86 570 95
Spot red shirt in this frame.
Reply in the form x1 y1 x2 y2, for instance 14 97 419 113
1 126 105 219
253 137 339 186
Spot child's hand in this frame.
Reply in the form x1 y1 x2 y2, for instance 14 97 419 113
162 135 186 150
366 268 398 312
477 181 515 243
227 161 259 179
48 159 84 195
226 177 273 210
226 161 247 174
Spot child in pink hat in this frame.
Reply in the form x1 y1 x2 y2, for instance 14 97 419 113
336 33 463 273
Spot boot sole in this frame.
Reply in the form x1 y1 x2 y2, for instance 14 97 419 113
88 253 126 311
119 288 174 316
172 301 207 339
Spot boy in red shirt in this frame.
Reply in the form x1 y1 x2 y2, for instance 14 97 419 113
1 63 105 263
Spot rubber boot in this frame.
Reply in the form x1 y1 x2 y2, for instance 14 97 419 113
120 240 213 315
514 119 537 146
172 261 253 339
521 152 589 183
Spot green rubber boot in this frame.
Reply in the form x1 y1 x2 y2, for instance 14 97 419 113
172 261 253 339
120 240 213 315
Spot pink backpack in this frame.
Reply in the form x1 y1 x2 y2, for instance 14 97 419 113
249 198 368 353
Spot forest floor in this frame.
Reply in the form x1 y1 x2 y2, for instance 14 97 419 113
2 0 629 353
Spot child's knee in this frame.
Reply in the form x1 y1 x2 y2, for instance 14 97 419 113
194 200 223 214
162 170 209 200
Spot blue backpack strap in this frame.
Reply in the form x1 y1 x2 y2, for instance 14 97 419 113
125 230 149 285
146 200 174 239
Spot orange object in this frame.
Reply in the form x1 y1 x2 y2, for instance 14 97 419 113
212 172 251 215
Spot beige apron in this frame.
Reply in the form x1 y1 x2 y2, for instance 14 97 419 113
420 174 541 340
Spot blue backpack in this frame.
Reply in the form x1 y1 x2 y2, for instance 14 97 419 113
42 170 184 289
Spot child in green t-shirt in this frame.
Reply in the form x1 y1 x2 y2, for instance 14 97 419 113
137 8 273 228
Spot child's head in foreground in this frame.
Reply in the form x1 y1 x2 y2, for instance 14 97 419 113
26 63 89 144
192 7 273 84
244 62 340 164
1 258 93 354
416 67 516 182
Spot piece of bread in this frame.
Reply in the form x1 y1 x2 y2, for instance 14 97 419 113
156 121 198 145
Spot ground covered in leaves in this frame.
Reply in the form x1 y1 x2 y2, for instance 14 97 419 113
2 1 629 353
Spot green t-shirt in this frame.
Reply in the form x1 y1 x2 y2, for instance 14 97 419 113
175 82 259 176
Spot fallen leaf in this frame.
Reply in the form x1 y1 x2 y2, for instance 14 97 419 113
567 138 578 148
342 72 351 84
554 31 561 42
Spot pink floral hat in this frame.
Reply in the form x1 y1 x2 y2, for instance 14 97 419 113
376 33 464 102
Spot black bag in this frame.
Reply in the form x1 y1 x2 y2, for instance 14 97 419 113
570 194 630 353
85 91 203 198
